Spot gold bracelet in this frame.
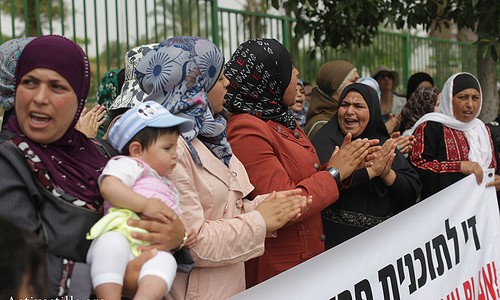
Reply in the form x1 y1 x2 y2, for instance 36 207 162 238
173 231 188 252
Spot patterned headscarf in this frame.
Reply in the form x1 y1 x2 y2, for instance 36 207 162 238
224 38 296 129
406 72 434 100
109 44 158 110
135 36 232 166
97 68 125 110
400 86 439 132
5 35 108 209
0 37 35 110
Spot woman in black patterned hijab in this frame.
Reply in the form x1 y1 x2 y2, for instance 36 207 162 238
224 38 373 287
224 38 296 128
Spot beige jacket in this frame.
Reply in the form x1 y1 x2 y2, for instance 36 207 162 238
168 137 267 300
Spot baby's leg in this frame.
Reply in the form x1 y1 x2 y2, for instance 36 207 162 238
87 231 132 300
134 251 177 300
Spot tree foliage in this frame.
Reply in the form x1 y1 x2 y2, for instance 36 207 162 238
272 0 499 61
287 0 386 52
0 0 66 36
391 0 499 61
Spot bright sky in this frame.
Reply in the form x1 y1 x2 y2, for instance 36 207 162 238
0 0 246 56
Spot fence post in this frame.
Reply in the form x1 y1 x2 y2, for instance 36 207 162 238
281 15 291 51
209 0 220 46
402 32 411 93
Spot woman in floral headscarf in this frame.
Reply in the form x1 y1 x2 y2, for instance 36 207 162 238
224 38 375 287
135 36 308 299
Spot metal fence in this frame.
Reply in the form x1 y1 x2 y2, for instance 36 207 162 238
0 0 478 100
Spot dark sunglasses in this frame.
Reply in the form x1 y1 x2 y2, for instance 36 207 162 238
376 73 393 80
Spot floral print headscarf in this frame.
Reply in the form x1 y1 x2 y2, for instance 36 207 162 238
110 44 157 110
97 68 125 110
0 37 35 110
135 36 232 166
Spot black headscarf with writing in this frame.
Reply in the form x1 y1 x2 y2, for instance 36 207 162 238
224 38 296 129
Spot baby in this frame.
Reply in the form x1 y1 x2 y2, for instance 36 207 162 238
87 101 196 300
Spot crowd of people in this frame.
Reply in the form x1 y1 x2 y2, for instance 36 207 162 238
0 34 498 300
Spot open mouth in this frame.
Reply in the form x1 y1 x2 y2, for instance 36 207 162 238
345 118 358 127
30 112 51 125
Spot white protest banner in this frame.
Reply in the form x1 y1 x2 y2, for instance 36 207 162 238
232 173 500 300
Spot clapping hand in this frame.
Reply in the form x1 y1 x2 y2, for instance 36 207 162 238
367 138 396 182
75 104 107 138
256 190 309 232
391 131 414 155
327 133 371 180
385 113 402 134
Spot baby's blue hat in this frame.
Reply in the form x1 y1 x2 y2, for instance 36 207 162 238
108 100 194 152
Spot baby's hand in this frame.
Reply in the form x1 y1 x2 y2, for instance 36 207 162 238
185 227 197 249
141 198 174 223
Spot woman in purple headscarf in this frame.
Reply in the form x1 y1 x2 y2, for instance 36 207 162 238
0 35 185 298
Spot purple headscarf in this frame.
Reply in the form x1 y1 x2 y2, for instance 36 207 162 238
4 35 107 209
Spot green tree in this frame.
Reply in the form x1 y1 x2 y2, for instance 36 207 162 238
272 0 499 121
392 0 499 121
0 0 66 36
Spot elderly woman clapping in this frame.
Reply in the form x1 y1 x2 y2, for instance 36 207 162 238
312 83 421 249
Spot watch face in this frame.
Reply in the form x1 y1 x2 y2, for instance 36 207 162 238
327 168 341 184
328 168 339 176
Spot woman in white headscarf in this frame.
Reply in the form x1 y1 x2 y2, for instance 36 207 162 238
410 72 500 200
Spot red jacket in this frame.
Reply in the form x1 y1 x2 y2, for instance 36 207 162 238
226 113 340 287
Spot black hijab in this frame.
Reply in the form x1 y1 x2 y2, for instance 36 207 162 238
312 83 390 165
406 72 434 100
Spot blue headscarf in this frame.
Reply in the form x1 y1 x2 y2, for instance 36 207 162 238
135 36 232 166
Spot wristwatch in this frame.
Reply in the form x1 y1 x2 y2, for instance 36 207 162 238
326 167 341 186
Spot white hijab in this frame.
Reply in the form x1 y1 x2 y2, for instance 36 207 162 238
410 72 492 169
